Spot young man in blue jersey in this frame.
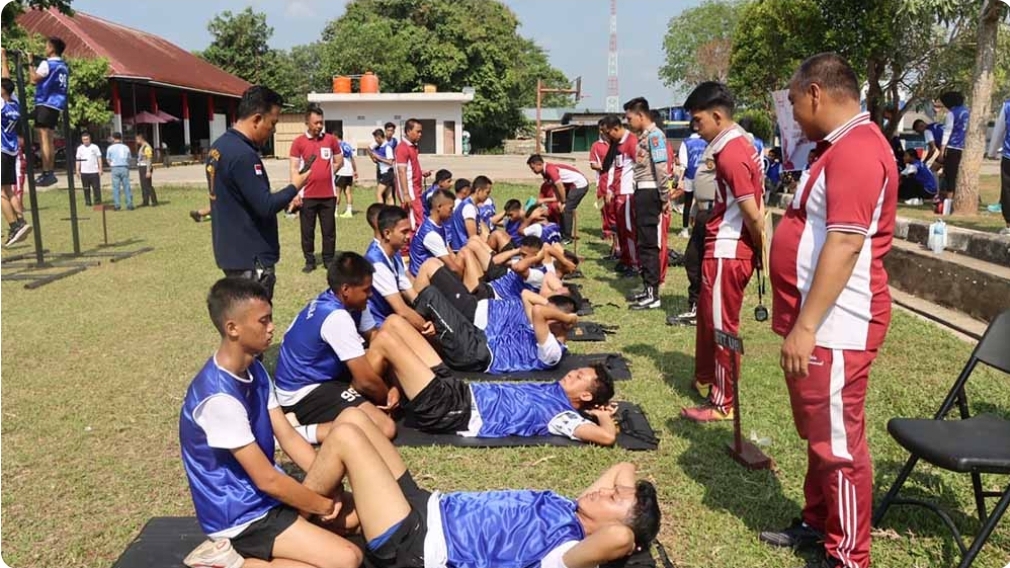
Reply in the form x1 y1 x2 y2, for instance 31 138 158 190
273 253 399 440
912 118 943 169
365 205 434 335
408 189 466 277
523 204 565 245
421 169 453 218
987 97 1010 235
447 175 493 250
899 149 938 202
303 408 661 568
370 129 396 204
179 277 363 568
938 91 969 199
0 52 32 247
28 37 68 187
460 234 579 292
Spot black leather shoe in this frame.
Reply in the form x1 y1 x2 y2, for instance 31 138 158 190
760 518 825 549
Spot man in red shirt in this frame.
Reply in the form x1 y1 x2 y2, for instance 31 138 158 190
589 126 617 256
526 154 590 244
599 116 639 275
680 82 764 423
395 118 430 233
760 53 897 568
289 104 341 273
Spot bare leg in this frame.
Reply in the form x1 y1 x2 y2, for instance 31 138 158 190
487 230 510 252
266 517 362 568
462 247 486 291
39 127 54 172
313 401 396 442
412 257 445 294
1 186 16 225
382 314 442 368
366 318 440 399
375 184 386 205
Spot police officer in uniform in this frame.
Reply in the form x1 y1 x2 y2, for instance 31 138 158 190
668 143 717 326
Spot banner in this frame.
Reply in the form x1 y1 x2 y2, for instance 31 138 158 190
771 89 816 171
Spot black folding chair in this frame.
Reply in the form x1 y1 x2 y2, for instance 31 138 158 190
872 309 1010 568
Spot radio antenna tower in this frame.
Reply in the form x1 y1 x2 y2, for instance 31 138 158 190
605 0 619 112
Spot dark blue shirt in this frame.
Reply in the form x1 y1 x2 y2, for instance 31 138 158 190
208 129 298 270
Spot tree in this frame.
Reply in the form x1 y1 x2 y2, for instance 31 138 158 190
1 0 73 33
953 0 1008 215
200 8 274 86
659 0 745 91
317 0 568 150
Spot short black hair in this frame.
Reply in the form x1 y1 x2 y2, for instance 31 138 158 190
237 86 285 120
547 294 578 314
526 154 544 166
136 131 146 140
372 128 385 138
588 362 615 406
650 110 664 125
600 114 622 130
627 481 662 549
377 205 408 234
431 189 455 208
939 91 965 109
563 250 580 267
435 169 453 183
472 175 492 190
48 36 66 56
912 119 927 130
80 131 91 139
384 122 396 130
1 78 15 97
112 132 123 141
504 198 522 212
623 96 650 114
454 178 471 193
305 104 323 120
683 82 735 115
404 118 421 133
904 149 919 160
791 53 860 102
738 117 754 133
519 235 543 249
207 277 271 335
327 252 374 291
366 202 385 230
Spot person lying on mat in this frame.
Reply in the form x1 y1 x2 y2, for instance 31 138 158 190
273 252 404 440
310 408 661 568
409 188 467 277
364 204 434 334
179 277 364 568
413 272 577 374
460 236 579 296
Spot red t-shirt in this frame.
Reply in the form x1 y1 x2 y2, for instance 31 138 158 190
590 140 611 198
395 139 422 204
769 112 898 350
289 132 339 199
704 126 763 260
612 132 638 196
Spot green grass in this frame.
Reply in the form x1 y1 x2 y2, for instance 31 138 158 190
897 174 1007 233
2 183 1008 568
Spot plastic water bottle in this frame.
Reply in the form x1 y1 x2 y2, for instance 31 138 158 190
929 219 947 253
942 198 952 216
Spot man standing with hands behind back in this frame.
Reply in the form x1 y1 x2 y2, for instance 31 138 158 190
208 86 309 301
760 53 897 568
395 118 430 233
289 104 340 274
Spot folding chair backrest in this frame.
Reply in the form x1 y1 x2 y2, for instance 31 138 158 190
974 310 1010 375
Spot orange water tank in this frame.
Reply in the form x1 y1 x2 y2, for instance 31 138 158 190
359 72 380 94
332 76 352 94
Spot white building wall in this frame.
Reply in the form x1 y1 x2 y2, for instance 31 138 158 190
310 100 466 155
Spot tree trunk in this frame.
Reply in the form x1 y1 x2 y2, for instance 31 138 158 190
866 59 885 127
953 0 1004 215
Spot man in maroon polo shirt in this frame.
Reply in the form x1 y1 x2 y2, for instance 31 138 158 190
289 104 342 273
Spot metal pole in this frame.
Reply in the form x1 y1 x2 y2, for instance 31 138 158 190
62 107 81 255
535 79 542 155
13 51 46 267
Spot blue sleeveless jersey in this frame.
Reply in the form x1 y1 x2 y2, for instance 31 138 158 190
478 198 496 231
365 239 407 328
683 136 707 180
538 223 561 245
422 183 439 217
274 290 362 392
485 299 563 373
947 105 969 149
409 218 448 276
752 137 765 171
926 123 944 147
180 358 279 535
912 160 937 194
1 98 20 155
35 58 68 110
505 218 523 246
1001 101 1010 158
436 490 584 568
448 196 475 251
471 382 576 437
489 270 530 299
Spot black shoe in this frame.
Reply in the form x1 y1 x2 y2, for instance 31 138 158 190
626 288 648 303
614 263 633 274
619 268 641 279
302 263 317 273
189 210 204 223
629 287 660 310
797 556 840 568
760 518 825 549
666 314 696 326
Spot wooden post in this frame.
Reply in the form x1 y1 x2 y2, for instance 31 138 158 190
536 79 542 155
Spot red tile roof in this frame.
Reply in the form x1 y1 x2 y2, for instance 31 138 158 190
17 8 251 98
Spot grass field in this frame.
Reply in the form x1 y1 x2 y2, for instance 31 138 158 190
896 174 1007 233
1 183 1008 568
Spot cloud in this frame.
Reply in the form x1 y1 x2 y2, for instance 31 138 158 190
285 0 318 19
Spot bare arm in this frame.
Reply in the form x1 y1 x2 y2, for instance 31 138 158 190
511 248 545 279
269 407 317 471
231 441 334 516
440 250 464 276
580 462 638 498
562 524 636 568
345 356 390 404
544 243 576 274
531 303 575 345
554 181 568 204
465 218 478 239
385 292 429 332
332 153 345 175
396 164 410 203
573 407 618 446
737 198 765 267
288 157 300 185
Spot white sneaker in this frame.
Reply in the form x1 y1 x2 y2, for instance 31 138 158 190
904 198 923 206
183 539 244 568
678 228 690 238
999 227 1010 237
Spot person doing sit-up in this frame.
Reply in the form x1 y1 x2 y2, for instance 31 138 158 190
447 175 493 249
364 205 434 335
408 188 466 277
306 408 661 568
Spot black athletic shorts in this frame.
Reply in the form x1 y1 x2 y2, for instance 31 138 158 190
336 175 354 190
1 153 15 186
414 286 492 372
430 266 479 322
403 365 472 433
366 473 431 568
33 105 60 129
483 259 508 283
230 504 299 561
282 380 367 424
378 169 395 187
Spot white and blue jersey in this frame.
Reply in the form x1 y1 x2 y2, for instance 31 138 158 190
365 239 411 328
924 123 944 147
464 381 589 438
1 97 20 156
752 137 766 172
946 105 969 150
999 101 1010 158
524 222 561 245
485 298 565 374
179 358 279 536
428 490 585 568
448 195 477 250
34 57 68 111
682 135 707 180
504 218 524 246
373 141 394 174
273 290 375 406
478 198 496 231
409 217 450 276
489 270 528 299
421 183 440 217
910 159 938 194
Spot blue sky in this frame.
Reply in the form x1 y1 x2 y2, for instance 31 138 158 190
72 0 704 107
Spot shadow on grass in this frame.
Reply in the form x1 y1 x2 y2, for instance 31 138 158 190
623 342 697 400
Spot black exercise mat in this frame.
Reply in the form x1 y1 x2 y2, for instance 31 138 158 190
394 401 658 451
570 321 618 342
452 352 631 382
112 517 205 568
578 299 594 316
